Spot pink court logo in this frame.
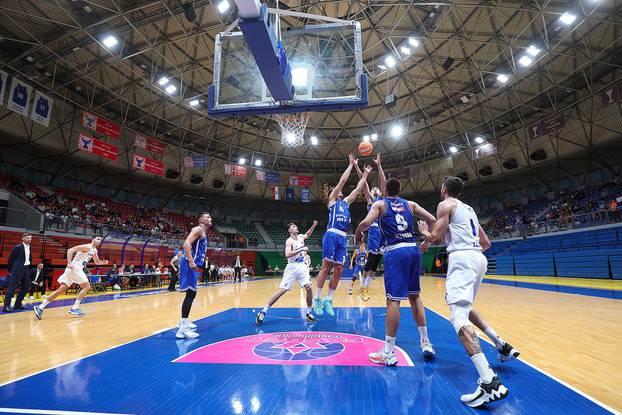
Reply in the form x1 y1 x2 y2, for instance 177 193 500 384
174 331 414 367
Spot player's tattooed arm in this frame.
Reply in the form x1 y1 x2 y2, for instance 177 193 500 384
458 325 482 356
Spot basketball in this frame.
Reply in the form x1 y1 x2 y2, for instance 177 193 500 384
358 141 373 157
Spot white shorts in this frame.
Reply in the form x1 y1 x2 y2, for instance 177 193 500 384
57 267 89 286
279 263 311 291
445 250 487 305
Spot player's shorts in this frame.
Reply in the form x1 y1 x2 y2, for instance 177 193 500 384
279 262 311 291
445 250 487 305
367 225 383 254
322 229 347 265
352 264 365 279
179 258 200 291
383 243 421 301
57 267 89 286
364 253 382 272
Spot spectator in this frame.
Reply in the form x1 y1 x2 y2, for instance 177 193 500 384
28 263 47 300
3 233 33 312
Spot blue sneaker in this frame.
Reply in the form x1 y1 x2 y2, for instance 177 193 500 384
33 306 43 320
322 298 334 316
68 308 86 317
312 297 324 315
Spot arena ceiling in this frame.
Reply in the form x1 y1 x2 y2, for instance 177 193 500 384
1 0 622 201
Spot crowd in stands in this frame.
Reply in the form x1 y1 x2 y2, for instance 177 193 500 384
484 180 622 238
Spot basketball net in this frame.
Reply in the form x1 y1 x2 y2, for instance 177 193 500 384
272 112 311 147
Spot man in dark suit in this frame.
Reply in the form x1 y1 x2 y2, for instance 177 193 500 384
4 233 33 312
28 263 47 299
233 255 242 283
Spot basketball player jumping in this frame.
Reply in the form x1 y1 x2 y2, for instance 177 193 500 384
417 176 519 407
256 220 318 325
176 212 211 339
355 178 437 363
355 153 387 301
313 155 372 316
34 236 108 319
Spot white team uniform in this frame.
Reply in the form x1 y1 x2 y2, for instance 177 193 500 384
444 200 488 305
280 235 311 291
57 246 96 286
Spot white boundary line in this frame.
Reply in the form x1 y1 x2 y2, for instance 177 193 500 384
0 408 132 415
424 305 622 415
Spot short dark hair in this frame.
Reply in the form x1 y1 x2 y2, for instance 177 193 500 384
443 176 464 197
287 223 296 230
198 212 210 220
386 178 401 196
21 232 31 239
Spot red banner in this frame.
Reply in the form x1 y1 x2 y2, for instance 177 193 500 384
224 163 247 177
77 133 118 161
82 111 121 139
134 133 166 156
289 175 313 187
132 154 164 176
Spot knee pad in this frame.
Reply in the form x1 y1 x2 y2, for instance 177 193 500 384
449 302 471 334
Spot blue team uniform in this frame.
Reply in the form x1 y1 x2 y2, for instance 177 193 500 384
352 248 367 277
322 199 350 264
367 196 383 254
378 197 421 300
179 232 208 291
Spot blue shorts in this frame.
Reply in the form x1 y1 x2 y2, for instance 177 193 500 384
368 225 382 254
352 264 365 278
179 258 200 291
322 230 348 265
383 244 421 301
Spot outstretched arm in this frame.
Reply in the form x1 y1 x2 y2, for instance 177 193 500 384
329 154 356 205
354 161 372 204
418 201 452 244
302 220 319 240
374 153 387 196
355 200 383 244
345 165 372 205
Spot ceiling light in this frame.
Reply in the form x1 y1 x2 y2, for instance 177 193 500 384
158 76 169 86
165 84 177 94
474 136 484 144
362 135 370 142
310 136 318 146
102 35 119 48
254 159 262 167
518 55 533 67
25 56 34 63
371 133 378 141
449 146 458 154
239 158 246 165
377 64 387 70
285 133 296 144
390 125 403 137
496 73 509 83
384 55 397 68
291 67 308 87
527 45 541 56
217 0 230 13
408 37 419 47
560 12 577 25
400 46 411 55
189 99 199 107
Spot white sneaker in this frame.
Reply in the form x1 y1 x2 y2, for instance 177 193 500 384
176 321 197 330
176 327 199 339
113 284 121 290
29 296 34 300
460 376 509 407
368 349 398 366
421 340 436 359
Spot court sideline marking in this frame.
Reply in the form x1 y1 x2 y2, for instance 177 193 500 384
0 408 132 415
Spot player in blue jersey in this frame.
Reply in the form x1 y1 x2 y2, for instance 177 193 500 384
313 155 372 316
176 212 211 339
355 178 437 364
355 153 387 301
348 242 368 295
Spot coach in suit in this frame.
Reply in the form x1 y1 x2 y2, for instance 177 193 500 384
4 233 33 312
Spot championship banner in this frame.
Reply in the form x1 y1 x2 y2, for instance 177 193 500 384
30 91 54 127
77 133 118 161
388 167 410 180
7 77 32 117
266 171 280 185
473 143 497 160
285 187 295 202
289 175 298 186
82 111 121 139
183 155 208 169
135 133 166 156
256 170 266 182
132 154 164 176
301 188 311 203
0 70 8 107
602 84 622 104
224 163 247 177
529 114 565 139
289 175 314 187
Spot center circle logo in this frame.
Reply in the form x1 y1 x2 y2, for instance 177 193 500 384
253 333 345 361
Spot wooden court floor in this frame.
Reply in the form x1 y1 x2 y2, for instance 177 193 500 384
1 276 621 412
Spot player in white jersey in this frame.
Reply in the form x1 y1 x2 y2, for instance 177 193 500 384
256 220 319 325
418 176 519 408
34 236 108 319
